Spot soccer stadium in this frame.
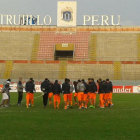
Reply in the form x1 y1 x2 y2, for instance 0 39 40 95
0 2 139 83
0 1 140 140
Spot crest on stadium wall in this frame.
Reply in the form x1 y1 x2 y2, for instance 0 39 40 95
61 7 73 22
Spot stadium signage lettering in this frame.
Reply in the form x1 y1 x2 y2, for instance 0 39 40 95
83 15 121 26
113 86 133 93
0 14 120 26
0 15 52 25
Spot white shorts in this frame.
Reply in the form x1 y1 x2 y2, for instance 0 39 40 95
2 93 9 100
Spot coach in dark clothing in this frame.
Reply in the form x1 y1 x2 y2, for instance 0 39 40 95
41 78 51 107
17 81 24 106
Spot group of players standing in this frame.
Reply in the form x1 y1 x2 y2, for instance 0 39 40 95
0 78 113 109
25 77 113 109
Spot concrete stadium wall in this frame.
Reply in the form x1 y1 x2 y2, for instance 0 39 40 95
0 61 140 81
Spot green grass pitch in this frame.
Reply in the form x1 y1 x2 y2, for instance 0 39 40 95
0 93 140 140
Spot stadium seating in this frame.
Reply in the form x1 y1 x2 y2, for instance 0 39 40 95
0 63 5 78
11 63 59 80
67 63 114 80
95 33 138 61
0 32 35 60
0 26 140 81
38 32 90 60
121 64 140 80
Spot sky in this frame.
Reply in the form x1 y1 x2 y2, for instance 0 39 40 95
0 0 139 26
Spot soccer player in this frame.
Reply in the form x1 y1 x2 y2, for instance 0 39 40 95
17 78 24 106
98 78 106 108
25 78 35 108
82 79 89 109
52 80 62 109
88 78 97 108
41 78 51 108
77 80 86 109
3 79 11 105
0 81 10 107
62 78 70 109
48 82 54 106
104 79 113 107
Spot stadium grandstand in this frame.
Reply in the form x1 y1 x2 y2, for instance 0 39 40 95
0 26 140 85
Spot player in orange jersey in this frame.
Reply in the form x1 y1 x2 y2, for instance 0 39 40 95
48 82 54 106
77 80 85 109
88 78 97 108
52 80 62 109
62 78 70 110
25 78 35 108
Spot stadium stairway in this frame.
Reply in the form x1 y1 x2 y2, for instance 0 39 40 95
89 34 97 61
31 34 40 60
59 61 67 79
3 61 13 79
114 62 122 80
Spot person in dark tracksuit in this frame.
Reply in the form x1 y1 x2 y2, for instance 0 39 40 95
25 78 35 108
17 80 24 106
52 80 62 109
41 78 51 108
62 78 70 109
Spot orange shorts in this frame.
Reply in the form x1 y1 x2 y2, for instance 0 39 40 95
26 93 34 105
84 94 88 101
88 92 91 97
104 93 110 100
109 93 112 100
63 94 69 102
68 93 73 101
74 93 78 97
26 93 34 101
54 94 61 103
48 92 53 99
88 93 96 99
99 93 105 107
78 92 84 101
